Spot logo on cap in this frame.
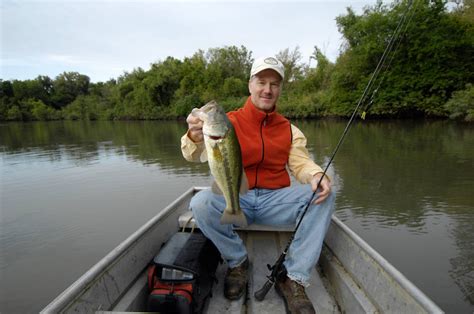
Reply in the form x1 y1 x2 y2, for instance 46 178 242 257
264 57 279 65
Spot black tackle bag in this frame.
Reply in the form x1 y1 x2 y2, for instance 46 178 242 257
147 231 221 313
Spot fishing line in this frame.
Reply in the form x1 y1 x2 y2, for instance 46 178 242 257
361 0 419 118
255 0 416 301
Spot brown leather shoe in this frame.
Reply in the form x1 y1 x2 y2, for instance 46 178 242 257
275 276 316 314
224 258 249 300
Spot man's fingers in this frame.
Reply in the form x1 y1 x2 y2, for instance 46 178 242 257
312 179 331 204
186 113 204 142
187 114 203 130
189 123 203 138
313 197 326 205
313 190 329 204
189 124 203 132
186 114 202 125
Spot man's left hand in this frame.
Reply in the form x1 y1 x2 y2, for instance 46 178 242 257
311 173 331 204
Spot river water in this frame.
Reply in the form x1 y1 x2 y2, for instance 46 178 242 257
0 120 473 313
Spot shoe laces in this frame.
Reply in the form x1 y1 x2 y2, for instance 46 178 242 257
289 280 307 299
227 267 243 278
226 261 248 279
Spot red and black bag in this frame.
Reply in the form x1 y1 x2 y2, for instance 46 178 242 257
147 269 194 314
147 232 221 313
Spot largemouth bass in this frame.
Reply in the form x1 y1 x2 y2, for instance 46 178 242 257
192 100 248 227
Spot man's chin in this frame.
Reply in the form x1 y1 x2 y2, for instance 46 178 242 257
260 99 275 107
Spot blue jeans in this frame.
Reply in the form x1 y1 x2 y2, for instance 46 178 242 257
190 184 336 286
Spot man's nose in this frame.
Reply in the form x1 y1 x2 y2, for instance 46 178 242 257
263 83 271 93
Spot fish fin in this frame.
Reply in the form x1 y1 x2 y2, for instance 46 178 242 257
220 210 248 227
211 181 223 195
240 170 249 195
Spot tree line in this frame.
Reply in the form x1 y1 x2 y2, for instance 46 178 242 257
1 0 473 122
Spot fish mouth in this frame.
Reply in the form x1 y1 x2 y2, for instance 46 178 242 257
208 135 224 140
204 132 225 140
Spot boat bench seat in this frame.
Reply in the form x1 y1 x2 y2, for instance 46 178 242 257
178 210 295 232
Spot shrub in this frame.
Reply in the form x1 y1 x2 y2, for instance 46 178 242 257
444 84 474 122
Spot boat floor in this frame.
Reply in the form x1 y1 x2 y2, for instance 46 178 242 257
206 230 341 314
100 229 341 314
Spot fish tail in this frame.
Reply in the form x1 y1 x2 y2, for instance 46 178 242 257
220 210 248 227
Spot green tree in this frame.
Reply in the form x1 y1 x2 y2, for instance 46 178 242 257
0 80 14 120
276 46 304 85
0 80 14 98
6 105 22 121
173 93 202 117
62 95 106 120
35 75 54 106
146 57 183 108
330 0 474 117
29 99 59 120
222 77 247 98
11 78 50 104
294 46 334 96
175 51 207 101
444 84 474 121
204 45 252 100
51 72 90 109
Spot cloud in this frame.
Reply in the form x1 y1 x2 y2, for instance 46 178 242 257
45 54 89 65
1 0 376 82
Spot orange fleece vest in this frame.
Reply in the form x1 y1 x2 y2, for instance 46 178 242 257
228 97 292 189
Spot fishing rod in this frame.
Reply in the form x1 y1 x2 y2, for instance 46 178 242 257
361 0 419 119
254 0 416 301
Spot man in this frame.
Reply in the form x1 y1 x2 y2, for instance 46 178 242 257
181 56 335 314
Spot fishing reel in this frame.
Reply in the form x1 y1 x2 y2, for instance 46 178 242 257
254 263 287 301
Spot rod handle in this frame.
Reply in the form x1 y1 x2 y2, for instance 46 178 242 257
254 279 274 301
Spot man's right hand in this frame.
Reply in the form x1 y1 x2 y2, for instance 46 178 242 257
186 112 204 143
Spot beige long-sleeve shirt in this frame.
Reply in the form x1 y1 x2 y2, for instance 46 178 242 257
181 124 326 185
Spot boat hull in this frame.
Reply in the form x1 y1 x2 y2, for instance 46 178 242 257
41 187 443 313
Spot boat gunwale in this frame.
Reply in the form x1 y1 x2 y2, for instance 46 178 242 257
329 216 443 313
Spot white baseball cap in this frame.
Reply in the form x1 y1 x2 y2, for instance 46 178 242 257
250 57 285 80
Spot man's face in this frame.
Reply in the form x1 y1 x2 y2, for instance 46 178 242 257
248 69 282 113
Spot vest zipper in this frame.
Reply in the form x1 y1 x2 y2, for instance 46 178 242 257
254 115 267 188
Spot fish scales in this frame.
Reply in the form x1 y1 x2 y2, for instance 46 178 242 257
193 100 248 226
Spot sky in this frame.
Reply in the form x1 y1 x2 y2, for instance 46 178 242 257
1 0 378 83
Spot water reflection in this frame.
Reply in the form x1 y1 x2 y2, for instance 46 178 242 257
297 119 473 210
0 121 210 175
1 119 473 230
0 120 473 312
